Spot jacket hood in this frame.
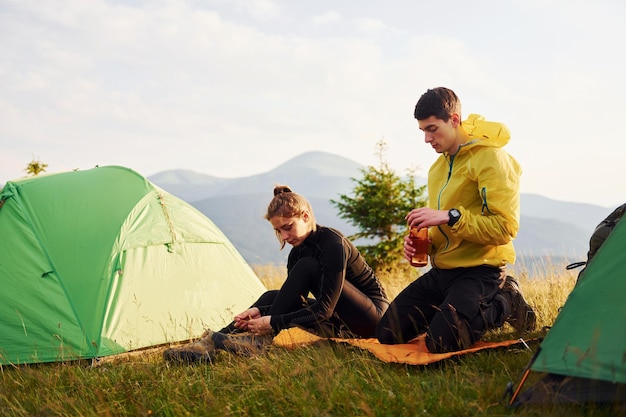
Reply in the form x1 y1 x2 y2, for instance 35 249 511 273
460 113 511 149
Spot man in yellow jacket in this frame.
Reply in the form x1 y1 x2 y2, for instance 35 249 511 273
376 87 536 352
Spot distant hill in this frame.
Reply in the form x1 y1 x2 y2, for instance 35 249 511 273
150 151 363 202
519 194 609 235
148 151 614 268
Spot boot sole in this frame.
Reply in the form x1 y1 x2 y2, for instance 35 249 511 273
163 349 215 364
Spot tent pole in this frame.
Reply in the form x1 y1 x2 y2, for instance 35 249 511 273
508 346 541 406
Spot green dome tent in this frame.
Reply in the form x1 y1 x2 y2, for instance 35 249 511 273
0 166 266 365
509 206 626 405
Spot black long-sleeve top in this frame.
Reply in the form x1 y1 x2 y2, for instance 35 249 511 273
266 225 388 332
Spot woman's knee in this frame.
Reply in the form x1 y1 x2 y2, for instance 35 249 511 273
292 257 320 271
289 257 321 281
254 290 280 306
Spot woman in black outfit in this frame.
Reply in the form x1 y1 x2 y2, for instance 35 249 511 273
164 185 389 363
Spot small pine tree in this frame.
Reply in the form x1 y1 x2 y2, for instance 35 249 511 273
331 140 427 273
25 157 48 176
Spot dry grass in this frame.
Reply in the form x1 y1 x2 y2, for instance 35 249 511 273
251 264 287 291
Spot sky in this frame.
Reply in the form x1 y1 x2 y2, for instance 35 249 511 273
1 0 624 208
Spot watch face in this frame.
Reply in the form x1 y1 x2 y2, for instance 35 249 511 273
448 209 460 226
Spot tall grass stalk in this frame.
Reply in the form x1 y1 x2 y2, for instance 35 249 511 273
0 263 620 416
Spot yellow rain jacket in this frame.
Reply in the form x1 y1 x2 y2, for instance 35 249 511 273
428 114 521 269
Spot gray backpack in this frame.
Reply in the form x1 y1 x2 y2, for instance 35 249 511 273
566 203 626 285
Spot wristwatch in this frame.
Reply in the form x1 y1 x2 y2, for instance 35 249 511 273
448 208 461 227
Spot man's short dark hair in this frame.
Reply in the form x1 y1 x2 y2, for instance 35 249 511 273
414 87 461 121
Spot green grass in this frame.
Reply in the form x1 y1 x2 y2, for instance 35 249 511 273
0 266 623 416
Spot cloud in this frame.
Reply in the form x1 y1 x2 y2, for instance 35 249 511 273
312 11 341 25
228 0 281 20
1 0 624 208
355 17 395 34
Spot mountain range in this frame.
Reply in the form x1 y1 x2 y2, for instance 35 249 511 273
148 151 615 272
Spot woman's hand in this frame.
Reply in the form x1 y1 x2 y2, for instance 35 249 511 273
233 307 261 330
246 316 272 335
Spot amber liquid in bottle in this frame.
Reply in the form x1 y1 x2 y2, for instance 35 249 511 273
409 226 429 267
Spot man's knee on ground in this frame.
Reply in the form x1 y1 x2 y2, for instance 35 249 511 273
426 304 474 353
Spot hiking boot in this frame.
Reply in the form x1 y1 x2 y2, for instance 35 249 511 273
211 330 273 356
163 335 216 364
501 276 537 335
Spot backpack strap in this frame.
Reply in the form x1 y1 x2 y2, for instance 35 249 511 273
565 261 586 270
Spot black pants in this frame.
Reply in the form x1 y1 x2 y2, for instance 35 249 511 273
375 266 505 353
222 257 388 338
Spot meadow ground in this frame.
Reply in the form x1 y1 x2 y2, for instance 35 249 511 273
1 262 623 416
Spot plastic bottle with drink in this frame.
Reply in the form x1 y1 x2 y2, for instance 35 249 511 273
409 226 429 267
